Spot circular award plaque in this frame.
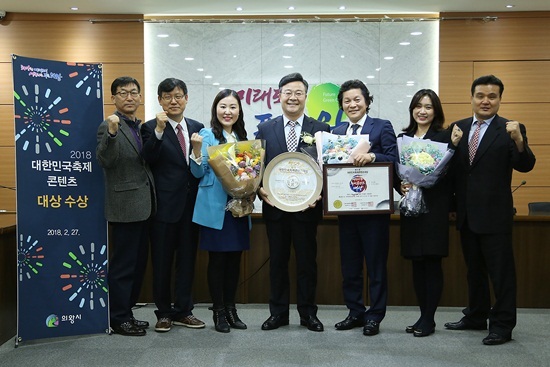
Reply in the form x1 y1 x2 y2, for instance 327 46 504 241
263 152 323 212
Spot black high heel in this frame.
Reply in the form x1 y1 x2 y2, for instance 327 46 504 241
413 322 436 337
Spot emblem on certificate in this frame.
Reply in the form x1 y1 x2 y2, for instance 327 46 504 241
263 152 323 212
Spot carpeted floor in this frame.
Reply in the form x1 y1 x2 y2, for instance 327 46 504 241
1 304 549 367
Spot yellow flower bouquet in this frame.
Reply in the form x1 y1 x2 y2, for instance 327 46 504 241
207 139 266 217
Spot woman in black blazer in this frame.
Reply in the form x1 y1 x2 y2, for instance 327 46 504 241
397 89 462 337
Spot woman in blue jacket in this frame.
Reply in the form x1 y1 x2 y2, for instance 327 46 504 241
190 89 251 333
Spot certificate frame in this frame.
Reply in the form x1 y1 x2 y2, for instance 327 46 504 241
323 163 394 215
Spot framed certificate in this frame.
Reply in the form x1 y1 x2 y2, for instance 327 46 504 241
263 152 323 212
323 163 394 215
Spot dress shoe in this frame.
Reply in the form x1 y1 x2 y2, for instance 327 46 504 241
413 325 435 337
482 332 512 345
154 317 172 332
112 321 146 336
335 315 364 330
173 315 206 329
130 317 149 329
363 320 380 336
444 319 487 331
261 315 289 330
300 315 324 332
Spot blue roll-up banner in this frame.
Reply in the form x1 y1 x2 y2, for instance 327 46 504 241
13 55 109 342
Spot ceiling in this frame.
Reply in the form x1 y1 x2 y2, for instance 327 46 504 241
1 0 549 17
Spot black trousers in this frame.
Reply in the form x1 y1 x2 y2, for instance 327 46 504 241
208 251 242 308
108 220 150 325
460 226 517 335
265 213 319 317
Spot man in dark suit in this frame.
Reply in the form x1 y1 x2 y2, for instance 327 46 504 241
141 78 205 333
332 80 398 336
97 76 155 336
445 75 536 345
256 73 330 332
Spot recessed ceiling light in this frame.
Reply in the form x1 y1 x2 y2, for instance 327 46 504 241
236 7 243 11
375 68 381 71
70 7 79 11
197 68 204 72
284 65 294 69
184 57 194 61
233 55 237 58
397 100 403 103
384 56 394 60
407 81 415 84
367 76 375 79
410 32 423 36
284 33 295 37
340 55 345 58
205 75 213 79
168 43 180 48
283 55 292 59
506 4 515 8
213 82 220 86
157 34 169 38
339 6 346 10
288 6 295 10
399 42 411 46
283 43 294 47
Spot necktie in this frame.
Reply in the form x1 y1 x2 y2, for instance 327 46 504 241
287 120 298 152
351 124 360 135
176 124 187 159
469 121 483 164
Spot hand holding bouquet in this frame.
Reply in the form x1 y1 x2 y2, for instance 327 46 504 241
310 131 371 167
397 135 454 216
207 139 265 217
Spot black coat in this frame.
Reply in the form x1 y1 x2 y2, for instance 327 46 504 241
398 128 454 259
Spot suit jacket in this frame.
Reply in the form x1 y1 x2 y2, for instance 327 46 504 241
96 117 155 223
256 115 330 222
450 115 536 234
331 116 398 165
141 117 204 223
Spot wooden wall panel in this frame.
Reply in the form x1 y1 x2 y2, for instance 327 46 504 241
0 147 15 212
474 62 550 103
440 13 550 62
438 61 473 103
0 106 15 147
0 15 144 64
0 63 14 105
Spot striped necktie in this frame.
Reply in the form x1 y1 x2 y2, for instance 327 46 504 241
469 121 484 164
176 124 187 159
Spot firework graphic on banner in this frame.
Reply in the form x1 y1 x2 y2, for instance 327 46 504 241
13 84 71 154
60 242 108 310
68 62 102 99
17 233 45 281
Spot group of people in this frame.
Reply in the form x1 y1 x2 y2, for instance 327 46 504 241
97 72 535 346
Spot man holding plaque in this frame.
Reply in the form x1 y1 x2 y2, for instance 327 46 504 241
332 79 398 336
256 73 330 332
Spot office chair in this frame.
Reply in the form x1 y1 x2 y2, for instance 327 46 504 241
528 202 550 216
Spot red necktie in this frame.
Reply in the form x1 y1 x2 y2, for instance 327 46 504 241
176 124 187 159
469 121 483 164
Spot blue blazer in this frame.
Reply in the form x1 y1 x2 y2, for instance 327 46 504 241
191 128 252 230
331 115 398 164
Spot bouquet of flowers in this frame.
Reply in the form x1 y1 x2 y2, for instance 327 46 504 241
397 135 454 216
207 139 265 217
301 131 371 167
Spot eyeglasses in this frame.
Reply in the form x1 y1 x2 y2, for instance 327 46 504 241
161 94 186 102
115 90 140 98
281 90 306 98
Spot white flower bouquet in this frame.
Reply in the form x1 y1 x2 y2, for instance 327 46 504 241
397 135 454 216
301 131 371 167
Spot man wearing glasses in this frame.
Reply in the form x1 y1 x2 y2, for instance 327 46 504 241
141 78 205 333
96 76 155 336
256 73 330 332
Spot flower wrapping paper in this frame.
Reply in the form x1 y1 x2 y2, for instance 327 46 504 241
397 135 455 216
207 139 265 217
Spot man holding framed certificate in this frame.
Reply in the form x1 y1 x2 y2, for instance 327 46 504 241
331 80 398 336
